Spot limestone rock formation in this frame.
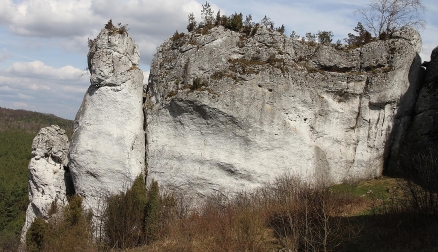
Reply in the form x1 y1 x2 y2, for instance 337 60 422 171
400 46 438 155
68 23 145 215
20 125 71 243
146 25 422 197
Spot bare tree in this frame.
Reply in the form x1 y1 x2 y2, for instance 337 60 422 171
357 0 425 36
260 15 274 29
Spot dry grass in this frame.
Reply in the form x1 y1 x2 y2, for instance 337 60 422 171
122 174 438 252
22 172 438 252
124 176 362 252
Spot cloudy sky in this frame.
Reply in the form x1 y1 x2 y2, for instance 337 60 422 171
0 0 436 120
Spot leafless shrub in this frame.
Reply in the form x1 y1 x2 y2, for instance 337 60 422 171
397 149 438 215
265 176 359 252
368 150 438 250
356 0 426 36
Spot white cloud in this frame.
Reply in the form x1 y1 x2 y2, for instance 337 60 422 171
0 60 89 119
0 0 436 119
1 0 97 38
143 71 150 84
12 102 29 107
0 48 13 62
18 92 32 99
0 0 201 41
421 43 436 62
30 83 49 90
0 0 206 66
419 21 438 61
0 85 12 92
0 75 50 90
7 60 83 79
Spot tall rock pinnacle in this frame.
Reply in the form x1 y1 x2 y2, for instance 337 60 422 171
69 21 145 216
20 125 71 243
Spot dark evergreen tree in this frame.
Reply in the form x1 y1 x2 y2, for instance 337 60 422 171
187 13 197 32
317 31 334 45
145 180 160 244
26 217 48 252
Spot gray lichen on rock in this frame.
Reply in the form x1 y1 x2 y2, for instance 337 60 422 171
87 24 140 89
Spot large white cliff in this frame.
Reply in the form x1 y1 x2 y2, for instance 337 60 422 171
21 23 431 241
68 23 145 215
145 25 423 197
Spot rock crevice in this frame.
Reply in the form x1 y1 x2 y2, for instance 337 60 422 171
397 46 438 158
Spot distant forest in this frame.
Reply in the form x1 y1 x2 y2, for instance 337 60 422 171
0 107 72 250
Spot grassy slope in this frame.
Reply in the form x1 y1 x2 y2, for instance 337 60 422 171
0 107 73 250
333 177 438 252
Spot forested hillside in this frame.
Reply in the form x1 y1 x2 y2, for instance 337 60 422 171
0 107 73 135
0 107 72 251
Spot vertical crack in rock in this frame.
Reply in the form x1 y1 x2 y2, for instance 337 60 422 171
346 94 363 178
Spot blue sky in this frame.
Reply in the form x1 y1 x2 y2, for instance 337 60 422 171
0 0 436 120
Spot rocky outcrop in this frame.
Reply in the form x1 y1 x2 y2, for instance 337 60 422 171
399 46 438 156
146 25 422 198
68 24 145 215
20 125 71 243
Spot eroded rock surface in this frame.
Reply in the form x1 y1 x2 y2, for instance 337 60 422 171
20 125 71 243
146 26 422 198
400 46 438 155
69 25 145 215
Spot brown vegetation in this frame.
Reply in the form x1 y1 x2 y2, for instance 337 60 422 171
126 176 362 252
18 149 438 252
21 171 438 252
105 19 129 36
